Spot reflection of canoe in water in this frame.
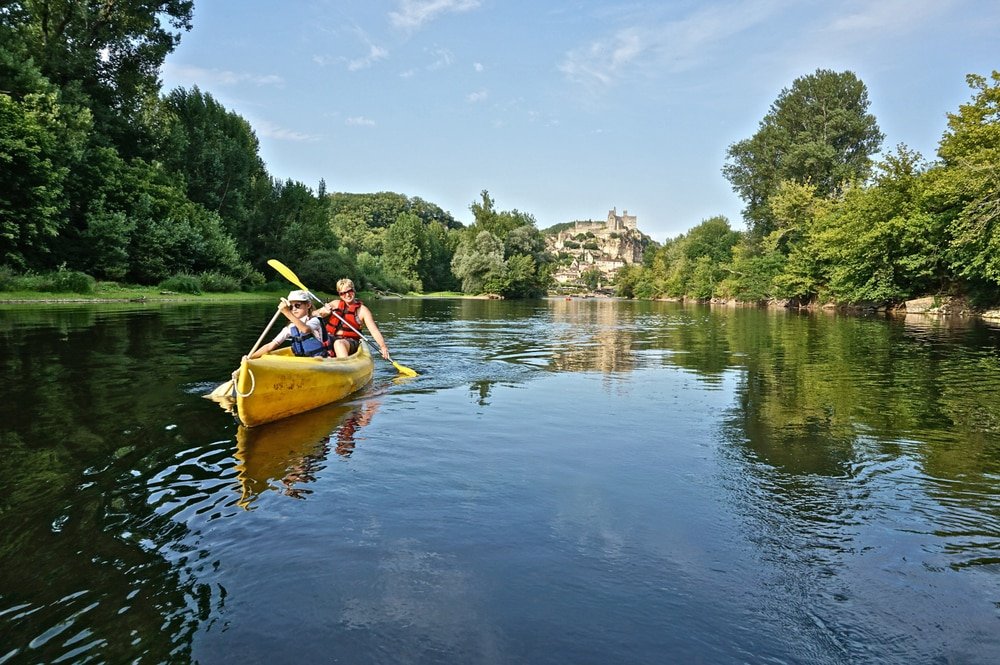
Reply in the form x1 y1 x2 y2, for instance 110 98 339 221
234 402 357 507
235 344 374 427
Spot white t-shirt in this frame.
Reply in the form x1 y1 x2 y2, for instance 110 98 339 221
269 316 323 346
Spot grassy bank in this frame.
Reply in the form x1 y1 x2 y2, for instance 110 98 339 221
0 283 468 304
0 282 281 303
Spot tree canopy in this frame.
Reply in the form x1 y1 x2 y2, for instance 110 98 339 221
723 69 883 238
623 69 1000 308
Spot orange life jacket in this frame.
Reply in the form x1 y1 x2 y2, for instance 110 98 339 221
326 299 363 339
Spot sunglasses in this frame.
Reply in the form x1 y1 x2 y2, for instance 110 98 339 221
290 302 309 309
339 289 355 296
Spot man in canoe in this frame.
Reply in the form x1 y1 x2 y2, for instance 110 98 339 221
314 278 391 360
249 290 327 359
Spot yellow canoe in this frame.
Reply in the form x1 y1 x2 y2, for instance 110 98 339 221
235 344 374 427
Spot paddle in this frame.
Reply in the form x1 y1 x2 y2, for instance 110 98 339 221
266 259 419 377
207 309 283 398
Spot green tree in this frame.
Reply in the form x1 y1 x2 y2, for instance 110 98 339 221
382 213 426 291
647 216 739 299
809 147 940 303
420 221 460 291
581 266 603 290
766 180 833 300
4 0 193 155
0 85 90 269
614 264 642 298
723 69 883 237
930 71 1000 287
450 191 551 297
0 44 93 270
717 239 785 302
451 230 505 294
272 179 336 259
160 87 268 245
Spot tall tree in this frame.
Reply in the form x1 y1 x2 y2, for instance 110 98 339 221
930 71 1000 287
0 50 91 269
723 69 883 237
381 213 427 291
159 87 268 245
814 147 941 303
452 191 551 298
5 0 193 154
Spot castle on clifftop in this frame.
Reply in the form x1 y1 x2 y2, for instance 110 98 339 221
567 207 638 235
546 207 651 289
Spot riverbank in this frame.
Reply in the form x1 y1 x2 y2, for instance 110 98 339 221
694 294 1000 322
0 287 486 304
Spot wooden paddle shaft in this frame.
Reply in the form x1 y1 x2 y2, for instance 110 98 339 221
249 309 284 357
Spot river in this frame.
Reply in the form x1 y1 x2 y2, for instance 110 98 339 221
1 298 998 663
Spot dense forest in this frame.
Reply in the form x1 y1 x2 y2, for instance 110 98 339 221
0 2 551 298
1 4 997 306
619 69 1000 308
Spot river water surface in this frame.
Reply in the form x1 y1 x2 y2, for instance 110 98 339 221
1 298 999 664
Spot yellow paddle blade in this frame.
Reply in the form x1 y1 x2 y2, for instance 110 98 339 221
392 361 418 377
267 259 310 294
208 380 234 398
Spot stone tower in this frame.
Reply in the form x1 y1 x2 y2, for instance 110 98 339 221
607 207 637 231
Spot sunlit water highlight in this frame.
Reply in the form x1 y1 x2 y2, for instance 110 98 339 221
1 298 998 663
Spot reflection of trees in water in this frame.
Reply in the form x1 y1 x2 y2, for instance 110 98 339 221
469 380 493 405
545 299 742 377
0 305 253 662
717 309 1000 575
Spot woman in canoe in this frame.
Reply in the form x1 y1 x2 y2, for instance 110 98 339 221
248 290 326 359
314 278 391 360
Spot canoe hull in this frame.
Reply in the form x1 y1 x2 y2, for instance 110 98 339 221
235 345 374 427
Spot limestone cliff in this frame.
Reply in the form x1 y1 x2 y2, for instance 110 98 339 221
545 208 654 288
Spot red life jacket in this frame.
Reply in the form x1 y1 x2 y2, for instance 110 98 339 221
326 299 363 339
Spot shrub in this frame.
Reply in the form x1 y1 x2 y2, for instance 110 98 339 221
159 274 202 294
50 270 96 294
199 271 241 293
0 266 17 291
257 279 289 293
296 249 360 294
0 269 96 294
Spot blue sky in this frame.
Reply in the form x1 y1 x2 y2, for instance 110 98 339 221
160 0 999 241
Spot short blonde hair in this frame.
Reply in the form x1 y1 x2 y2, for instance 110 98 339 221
336 278 355 294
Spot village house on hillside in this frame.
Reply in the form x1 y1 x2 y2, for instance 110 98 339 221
546 208 652 289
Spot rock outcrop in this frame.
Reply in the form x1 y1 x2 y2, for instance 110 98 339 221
546 208 653 288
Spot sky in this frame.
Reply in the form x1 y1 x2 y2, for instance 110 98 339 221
160 0 999 242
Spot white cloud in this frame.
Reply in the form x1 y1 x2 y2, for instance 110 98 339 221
466 89 488 103
559 1 783 90
389 0 481 31
255 119 319 142
314 27 389 71
826 0 956 33
348 43 389 71
346 116 376 127
163 63 284 88
427 47 454 70
473 62 484 72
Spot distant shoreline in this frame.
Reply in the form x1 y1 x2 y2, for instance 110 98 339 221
0 292 494 304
